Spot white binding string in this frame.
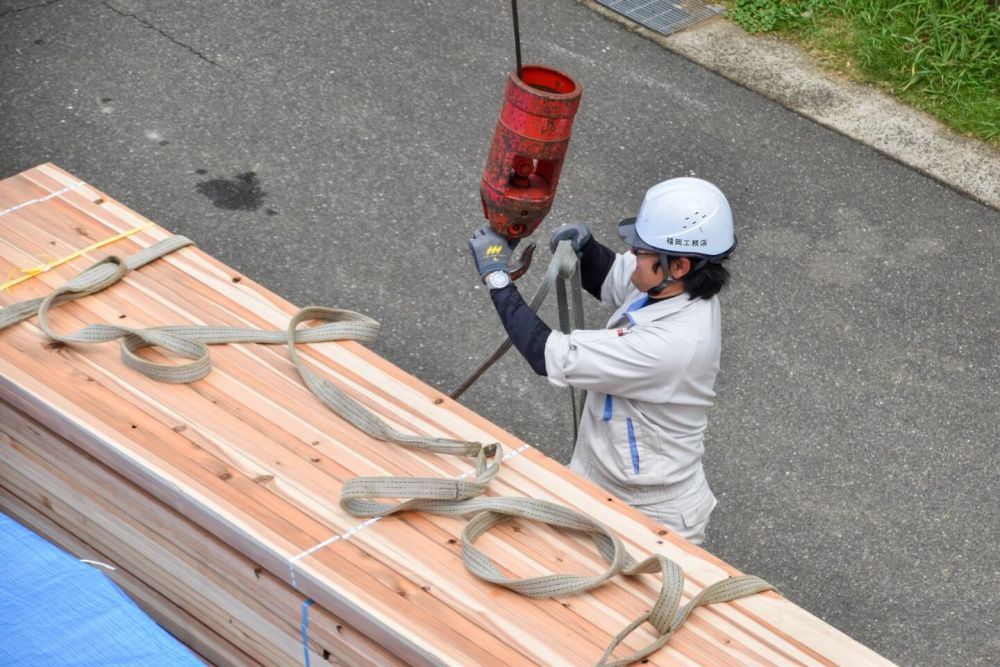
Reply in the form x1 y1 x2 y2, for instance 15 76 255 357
80 559 117 571
0 181 86 218
288 444 532 588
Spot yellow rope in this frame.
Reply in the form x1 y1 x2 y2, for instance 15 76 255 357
2 223 153 292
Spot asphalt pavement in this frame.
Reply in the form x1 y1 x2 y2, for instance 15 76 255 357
2 1 998 665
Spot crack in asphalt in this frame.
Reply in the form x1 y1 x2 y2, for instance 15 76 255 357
101 1 224 69
0 0 64 20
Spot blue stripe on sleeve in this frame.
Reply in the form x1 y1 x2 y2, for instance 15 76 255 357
603 394 613 421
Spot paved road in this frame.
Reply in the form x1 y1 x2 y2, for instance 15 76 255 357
2 1 998 664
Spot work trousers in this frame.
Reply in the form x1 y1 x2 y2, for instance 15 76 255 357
632 475 717 546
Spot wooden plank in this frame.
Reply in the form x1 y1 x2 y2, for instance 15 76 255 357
0 163 893 666
0 489 253 667
0 400 405 667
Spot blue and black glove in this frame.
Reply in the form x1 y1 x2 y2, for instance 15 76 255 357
548 222 592 254
468 224 518 279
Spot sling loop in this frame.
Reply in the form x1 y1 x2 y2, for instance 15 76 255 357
0 234 772 665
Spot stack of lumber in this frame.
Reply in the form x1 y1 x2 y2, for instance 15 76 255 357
0 164 892 666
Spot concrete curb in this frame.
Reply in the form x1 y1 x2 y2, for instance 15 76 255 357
577 1 1000 211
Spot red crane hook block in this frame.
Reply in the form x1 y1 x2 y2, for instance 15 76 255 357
480 65 582 240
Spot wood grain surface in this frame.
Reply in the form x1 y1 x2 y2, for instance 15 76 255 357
0 164 892 666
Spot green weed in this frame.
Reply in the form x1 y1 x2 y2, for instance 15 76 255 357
723 0 1000 145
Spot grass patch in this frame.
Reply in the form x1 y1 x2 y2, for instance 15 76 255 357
722 0 1000 146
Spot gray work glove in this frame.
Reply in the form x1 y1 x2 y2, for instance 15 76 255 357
548 222 591 254
468 224 518 279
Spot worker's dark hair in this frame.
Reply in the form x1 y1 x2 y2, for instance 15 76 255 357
675 256 730 300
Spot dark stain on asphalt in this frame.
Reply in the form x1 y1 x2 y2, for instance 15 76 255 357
196 171 266 211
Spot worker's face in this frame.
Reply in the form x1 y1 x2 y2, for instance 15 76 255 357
629 248 665 292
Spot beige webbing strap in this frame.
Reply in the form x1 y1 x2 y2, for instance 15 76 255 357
1 235 773 665
337 476 772 665
1 238 384 385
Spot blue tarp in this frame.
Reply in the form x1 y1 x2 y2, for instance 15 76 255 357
0 511 202 666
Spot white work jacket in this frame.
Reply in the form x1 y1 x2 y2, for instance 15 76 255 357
544 252 722 505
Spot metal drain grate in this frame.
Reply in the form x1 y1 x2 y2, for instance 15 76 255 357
595 0 723 36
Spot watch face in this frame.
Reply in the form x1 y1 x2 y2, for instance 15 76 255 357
487 271 510 289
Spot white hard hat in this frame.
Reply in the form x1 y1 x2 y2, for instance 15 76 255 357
618 177 736 261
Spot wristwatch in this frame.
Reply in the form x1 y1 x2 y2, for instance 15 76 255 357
485 271 511 290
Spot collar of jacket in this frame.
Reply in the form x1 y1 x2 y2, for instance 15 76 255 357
610 291 698 328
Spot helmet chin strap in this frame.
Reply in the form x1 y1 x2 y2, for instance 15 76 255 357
646 252 675 296
646 276 674 296
646 256 709 297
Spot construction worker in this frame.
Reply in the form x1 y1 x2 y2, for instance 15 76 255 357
468 177 736 544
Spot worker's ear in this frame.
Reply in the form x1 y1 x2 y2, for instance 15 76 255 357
669 257 691 280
